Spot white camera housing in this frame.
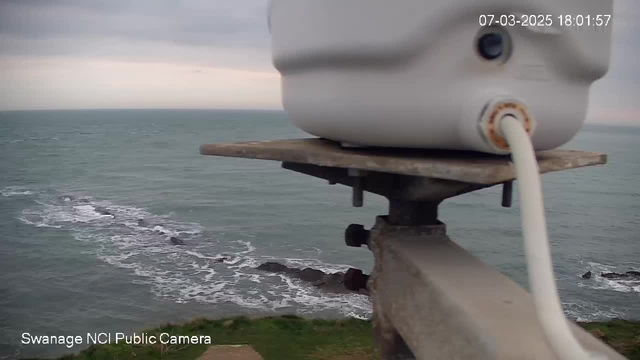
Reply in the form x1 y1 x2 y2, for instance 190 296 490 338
269 0 613 154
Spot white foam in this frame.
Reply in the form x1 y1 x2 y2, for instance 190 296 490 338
152 225 174 236
17 192 375 318
17 216 62 229
185 250 219 260
236 240 256 254
281 258 352 274
1 186 34 197
578 261 640 293
345 312 371 320
563 300 627 322
577 278 640 293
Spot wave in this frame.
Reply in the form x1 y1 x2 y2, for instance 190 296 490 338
19 188 635 321
1 186 35 197
15 188 372 319
563 299 628 322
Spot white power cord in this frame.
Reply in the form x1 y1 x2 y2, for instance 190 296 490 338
499 115 605 360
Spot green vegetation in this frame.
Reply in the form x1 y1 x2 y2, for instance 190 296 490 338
581 319 640 360
26 317 639 360
37 316 378 360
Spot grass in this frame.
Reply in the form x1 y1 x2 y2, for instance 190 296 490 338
581 319 640 359
24 317 639 360
30 316 379 360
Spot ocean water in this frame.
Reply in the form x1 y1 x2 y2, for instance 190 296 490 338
0 109 638 359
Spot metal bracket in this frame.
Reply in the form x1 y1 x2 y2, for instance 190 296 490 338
199 138 618 359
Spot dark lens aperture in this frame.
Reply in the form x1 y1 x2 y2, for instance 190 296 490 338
477 33 504 60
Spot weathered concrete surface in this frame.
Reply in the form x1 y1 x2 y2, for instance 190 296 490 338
196 345 263 360
368 216 626 360
200 138 606 185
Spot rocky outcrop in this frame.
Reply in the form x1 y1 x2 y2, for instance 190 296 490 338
600 271 640 280
581 270 640 280
299 268 325 283
257 262 289 273
256 262 369 295
170 237 186 246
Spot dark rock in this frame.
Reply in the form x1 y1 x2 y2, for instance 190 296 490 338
344 268 369 291
256 261 369 295
299 268 325 282
170 237 186 246
313 273 348 294
600 271 640 280
257 262 291 273
214 256 229 263
582 271 592 279
137 219 150 227
601 272 621 279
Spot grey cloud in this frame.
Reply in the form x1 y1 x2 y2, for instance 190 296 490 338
0 0 637 81
0 0 270 51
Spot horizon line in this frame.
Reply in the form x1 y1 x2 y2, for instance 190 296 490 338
0 108 636 127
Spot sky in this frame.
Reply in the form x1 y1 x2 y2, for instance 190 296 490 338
0 0 637 125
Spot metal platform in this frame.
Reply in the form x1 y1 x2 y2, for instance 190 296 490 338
199 138 606 185
200 138 622 360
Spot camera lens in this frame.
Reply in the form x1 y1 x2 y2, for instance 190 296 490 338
477 33 504 60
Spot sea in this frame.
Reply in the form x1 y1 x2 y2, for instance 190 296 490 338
0 109 638 359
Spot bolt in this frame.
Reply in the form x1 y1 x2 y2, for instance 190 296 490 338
352 177 364 207
348 169 365 207
345 224 370 247
502 181 513 208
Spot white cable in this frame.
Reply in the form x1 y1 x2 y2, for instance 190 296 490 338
499 115 605 360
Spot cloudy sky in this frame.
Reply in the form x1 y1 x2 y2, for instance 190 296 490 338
0 0 637 125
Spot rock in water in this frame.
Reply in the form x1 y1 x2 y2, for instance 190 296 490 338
256 261 369 295
601 272 621 279
344 268 369 291
313 273 348 294
582 271 592 279
214 256 229 263
137 219 150 227
299 268 325 282
170 237 185 246
256 262 290 273
601 271 640 280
